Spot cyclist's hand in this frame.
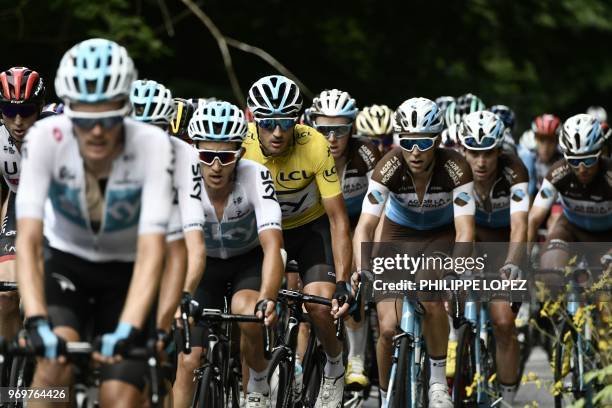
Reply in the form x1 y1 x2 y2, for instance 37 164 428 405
500 263 521 280
255 298 277 326
24 316 67 362
332 281 352 319
94 322 137 364
350 271 360 293
175 291 194 328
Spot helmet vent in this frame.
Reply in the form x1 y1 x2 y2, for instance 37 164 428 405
411 110 418 128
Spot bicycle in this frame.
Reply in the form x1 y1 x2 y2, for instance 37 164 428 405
385 294 429 408
267 288 345 408
186 299 269 408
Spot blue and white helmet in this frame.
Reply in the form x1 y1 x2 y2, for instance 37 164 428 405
559 114 605 155
458 111 505 150
130 80 175 125
247 75 302 118
489 105 516 131
393 97 444 135
310 89 358 120
55 38 137 105
188 101 247 143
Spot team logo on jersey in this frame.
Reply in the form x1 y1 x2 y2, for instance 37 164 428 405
276 170 309 189
540 187 553 199
511 189 526 202
367 190 384 205
3 161 17 176
454 191 471 207
323 166 338 183
260 170 277 201
444 160 464 187
51 273 76 292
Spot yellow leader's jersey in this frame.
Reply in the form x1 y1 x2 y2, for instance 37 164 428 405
242 123 342 229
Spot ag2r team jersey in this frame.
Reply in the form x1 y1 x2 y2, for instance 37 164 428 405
362 148 475 230
0 126 22 193
166 137 205 242
202 159 282 259
474 153 530 228
242 123 342 229
16 115 175 262
532 158 612 231
341 139 381 219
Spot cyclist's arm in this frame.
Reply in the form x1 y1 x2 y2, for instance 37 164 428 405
355 176 391 271
322 194 352 282
258 229 284 301
156 237 187 333
452 181 476 250
120 135 174 329
527 178 557 244
16 218 46 316
353 213 380 272
183 230 206 294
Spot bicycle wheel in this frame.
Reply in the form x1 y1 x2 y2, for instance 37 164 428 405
195 365 223 408
227 358 242 408
302 343 326 408
452 324 476 408
268 347 295 408
414 348 429 408
388 336 409 408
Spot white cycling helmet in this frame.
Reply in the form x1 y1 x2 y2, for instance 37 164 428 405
458 110 505 150
559 113 605 155
247 75 302 118
356 105 394 136
441 123 460 148
310 89 358 120
130 80 175 126
393 97 444 135
188 101 247 143
55 38 137 105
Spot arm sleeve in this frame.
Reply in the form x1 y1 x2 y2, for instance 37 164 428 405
314 138 342 199
138 133 175 235
452 181 476 217
176 143 205 232
532 178 558 211
166 202 184 243
15 124 54 220
361 179 390 217
518 148 537 196
510 182 530 214
249 165 282 233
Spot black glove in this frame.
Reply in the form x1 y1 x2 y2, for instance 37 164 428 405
333 281 353 307
24 316 66 359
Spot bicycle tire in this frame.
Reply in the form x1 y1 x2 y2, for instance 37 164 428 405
414 347 429 408
302 344 325 408
453 324 476 408
388 336 409 408
196 365 223 408
227 358 242 408
268 347 295 408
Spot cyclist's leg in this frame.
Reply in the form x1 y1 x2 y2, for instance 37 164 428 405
173 256 226 408
539 214 576 294
489 301 519 400
374 297 401 392
0 193 20 342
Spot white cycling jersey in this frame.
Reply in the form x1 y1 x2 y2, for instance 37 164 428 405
166 138 205 242
0 126 22 193
203 159 282 259
16 115 175 262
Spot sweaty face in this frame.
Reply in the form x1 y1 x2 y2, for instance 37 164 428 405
2 110 38 142
400 134 438 174
257 121 294 156
464 148 500 182
571 160 599 185
535 135 557 163
71 100 125 164
314 116 351 159
197 141 240 190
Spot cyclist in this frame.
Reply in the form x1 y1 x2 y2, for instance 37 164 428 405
243 75 353 407
309 89 381 390
0 66 46 347
353 97 475 408
528 113 612 283
174 101 284 408
457 110 529 404
15 38 175 406
129 79 206 345
434 96 455 115
489 104 518 155
355 104 394 154
442 93 485 151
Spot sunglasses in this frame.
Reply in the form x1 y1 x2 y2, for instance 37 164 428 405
462 136 498 150
256 117 298 131
1 103 38 118
314 124 353 139
369 135 394 147
565 152 600 168
398 136 438 152
198 149 241 166
71 116 124 130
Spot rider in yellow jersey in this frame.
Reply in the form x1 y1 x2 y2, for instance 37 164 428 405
242 75 353 408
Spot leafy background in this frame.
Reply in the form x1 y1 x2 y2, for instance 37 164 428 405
3 0 612 132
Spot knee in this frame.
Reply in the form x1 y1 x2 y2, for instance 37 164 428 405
239 322 261 344
99 380 141 408
492 314 516 342
178 348 203 374
305 303 331 325
35 360 73 386
378 320 397 344
421 301 446 317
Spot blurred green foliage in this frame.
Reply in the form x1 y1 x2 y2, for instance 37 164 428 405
3 0 611 129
